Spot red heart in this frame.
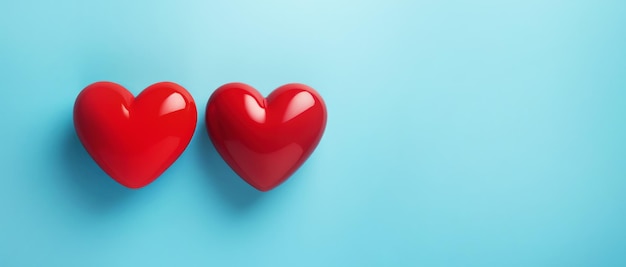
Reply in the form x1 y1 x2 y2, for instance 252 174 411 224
206 83 327 191
73 82 197 189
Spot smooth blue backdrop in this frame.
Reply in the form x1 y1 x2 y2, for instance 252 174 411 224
1 0 625 266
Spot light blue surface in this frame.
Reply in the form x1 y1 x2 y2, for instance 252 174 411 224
1 0 626 266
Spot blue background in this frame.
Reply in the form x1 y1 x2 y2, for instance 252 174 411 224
1 0 626 266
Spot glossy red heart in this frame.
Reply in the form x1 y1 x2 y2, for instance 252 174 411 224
206 83 327 191
74 82 197 189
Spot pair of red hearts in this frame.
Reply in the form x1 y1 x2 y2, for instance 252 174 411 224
74 82 327 192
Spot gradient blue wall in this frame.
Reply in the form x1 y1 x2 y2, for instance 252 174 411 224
1 0 625 266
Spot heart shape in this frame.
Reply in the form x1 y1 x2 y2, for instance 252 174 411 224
74 82 197 188
206 83 327 191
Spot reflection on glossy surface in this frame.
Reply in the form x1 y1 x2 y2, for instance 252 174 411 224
244 94 266 123
121 103 130 118
74 81 197 189
206 82 327 192
283 91 315 122
159 92 187 116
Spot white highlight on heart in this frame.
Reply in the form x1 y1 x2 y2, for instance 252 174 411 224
159 93 186 116
121 104 130 118
283 91 315 122
245 94 266 123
